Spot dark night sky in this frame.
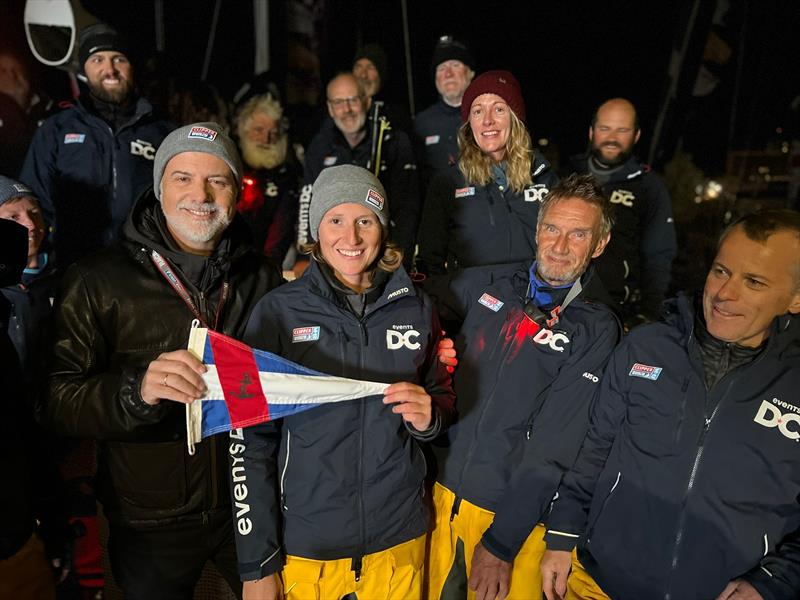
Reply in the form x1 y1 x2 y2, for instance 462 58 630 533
3 0 798 173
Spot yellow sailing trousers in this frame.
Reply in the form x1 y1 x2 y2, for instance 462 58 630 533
426 482 548 600
281 534 426 600
565 554 611 600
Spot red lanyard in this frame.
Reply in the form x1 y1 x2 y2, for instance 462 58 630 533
150 250 229 330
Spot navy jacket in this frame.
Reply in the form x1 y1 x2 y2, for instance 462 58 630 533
232 261 455 580
413 99 461 189
20 97 173 268
545 295 800 600
416 152 559 276
569 153 676 320
427 263 620 562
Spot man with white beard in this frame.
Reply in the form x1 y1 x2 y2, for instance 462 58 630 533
235 93 301 265
42 122 282 599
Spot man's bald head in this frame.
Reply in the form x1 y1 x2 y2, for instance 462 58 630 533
589 98 641 168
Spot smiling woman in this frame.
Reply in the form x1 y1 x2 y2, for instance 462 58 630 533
234 164 455 600
416 70 560 276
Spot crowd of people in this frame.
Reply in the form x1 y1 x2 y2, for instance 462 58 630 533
0 20 798 600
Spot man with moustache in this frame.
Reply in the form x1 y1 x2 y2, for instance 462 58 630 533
569 98 676 326
41 123 282 598
424 175 621 600
414 35 476 190
540 209 800 600
235 92 301 265
21 23 173 269
298 72 419 266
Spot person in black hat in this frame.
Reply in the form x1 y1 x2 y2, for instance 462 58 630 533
20 22 174 270
414 35 476 190
352 43 412 135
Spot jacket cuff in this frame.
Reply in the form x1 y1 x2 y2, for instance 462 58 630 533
120 367 167 420
406 408 441 442
543 528 581 552
239 547 286 581
742 566 787 600
481 529 515 563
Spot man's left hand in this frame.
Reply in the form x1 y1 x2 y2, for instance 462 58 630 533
469 541 511 600
437 334 458 373
383 382 432 431
715 580 764 600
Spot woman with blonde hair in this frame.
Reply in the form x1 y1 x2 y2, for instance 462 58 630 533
417 70 558 276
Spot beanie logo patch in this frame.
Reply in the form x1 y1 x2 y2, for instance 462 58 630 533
64 133 86 144
188 126 218 141
498 77 507 84
366 189 384 210
12 184 31 194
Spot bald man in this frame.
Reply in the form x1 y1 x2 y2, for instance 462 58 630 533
297 72 420 267
569 98 676 328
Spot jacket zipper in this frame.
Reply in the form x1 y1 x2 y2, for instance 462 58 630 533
664 343 769 600
586 471 621 544
209 435 218 509
280 430 291 510
355 318 368 580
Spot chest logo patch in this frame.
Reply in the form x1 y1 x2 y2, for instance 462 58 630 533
292 326 320 343
629 362 662 380
64 133 86 144
323 155 338 166
455 186 475 198
478 293 504 312
523 185 548 202
754 398 800 441
610 190 635 207
130 139 156 160
425 135 440 145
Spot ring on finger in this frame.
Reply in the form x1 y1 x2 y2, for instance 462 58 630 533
163 374 169 387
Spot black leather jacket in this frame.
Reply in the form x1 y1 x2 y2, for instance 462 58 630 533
43 191 282 526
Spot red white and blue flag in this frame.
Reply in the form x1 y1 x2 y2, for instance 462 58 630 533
185 326 388 453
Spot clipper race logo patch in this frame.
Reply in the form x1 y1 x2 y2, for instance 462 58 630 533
64 133 86 144
292 326 320 343
188 126 218 141
478 293 504 312
455 187 476 198
365 188 385 210
629 363 662 381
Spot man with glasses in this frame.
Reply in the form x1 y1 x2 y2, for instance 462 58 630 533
297 72 420 267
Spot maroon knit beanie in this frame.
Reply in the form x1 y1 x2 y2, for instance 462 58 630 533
460 70 525 124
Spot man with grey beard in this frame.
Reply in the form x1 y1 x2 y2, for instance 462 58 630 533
41 123 282 599
298 72 420 268
235 92 302 265
20 23 173 270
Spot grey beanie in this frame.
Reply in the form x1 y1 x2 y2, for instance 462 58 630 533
0 175 35 206
310 165 389 240
153 122 242 200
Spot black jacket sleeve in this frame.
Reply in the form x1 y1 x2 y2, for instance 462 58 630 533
43 263 171 441
481 314 620 561
229 300 286 580
405 300 456 441
542 338 632 552
416 170 455 276
382 130 421 268
638 173 676 318
744 525 800 600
